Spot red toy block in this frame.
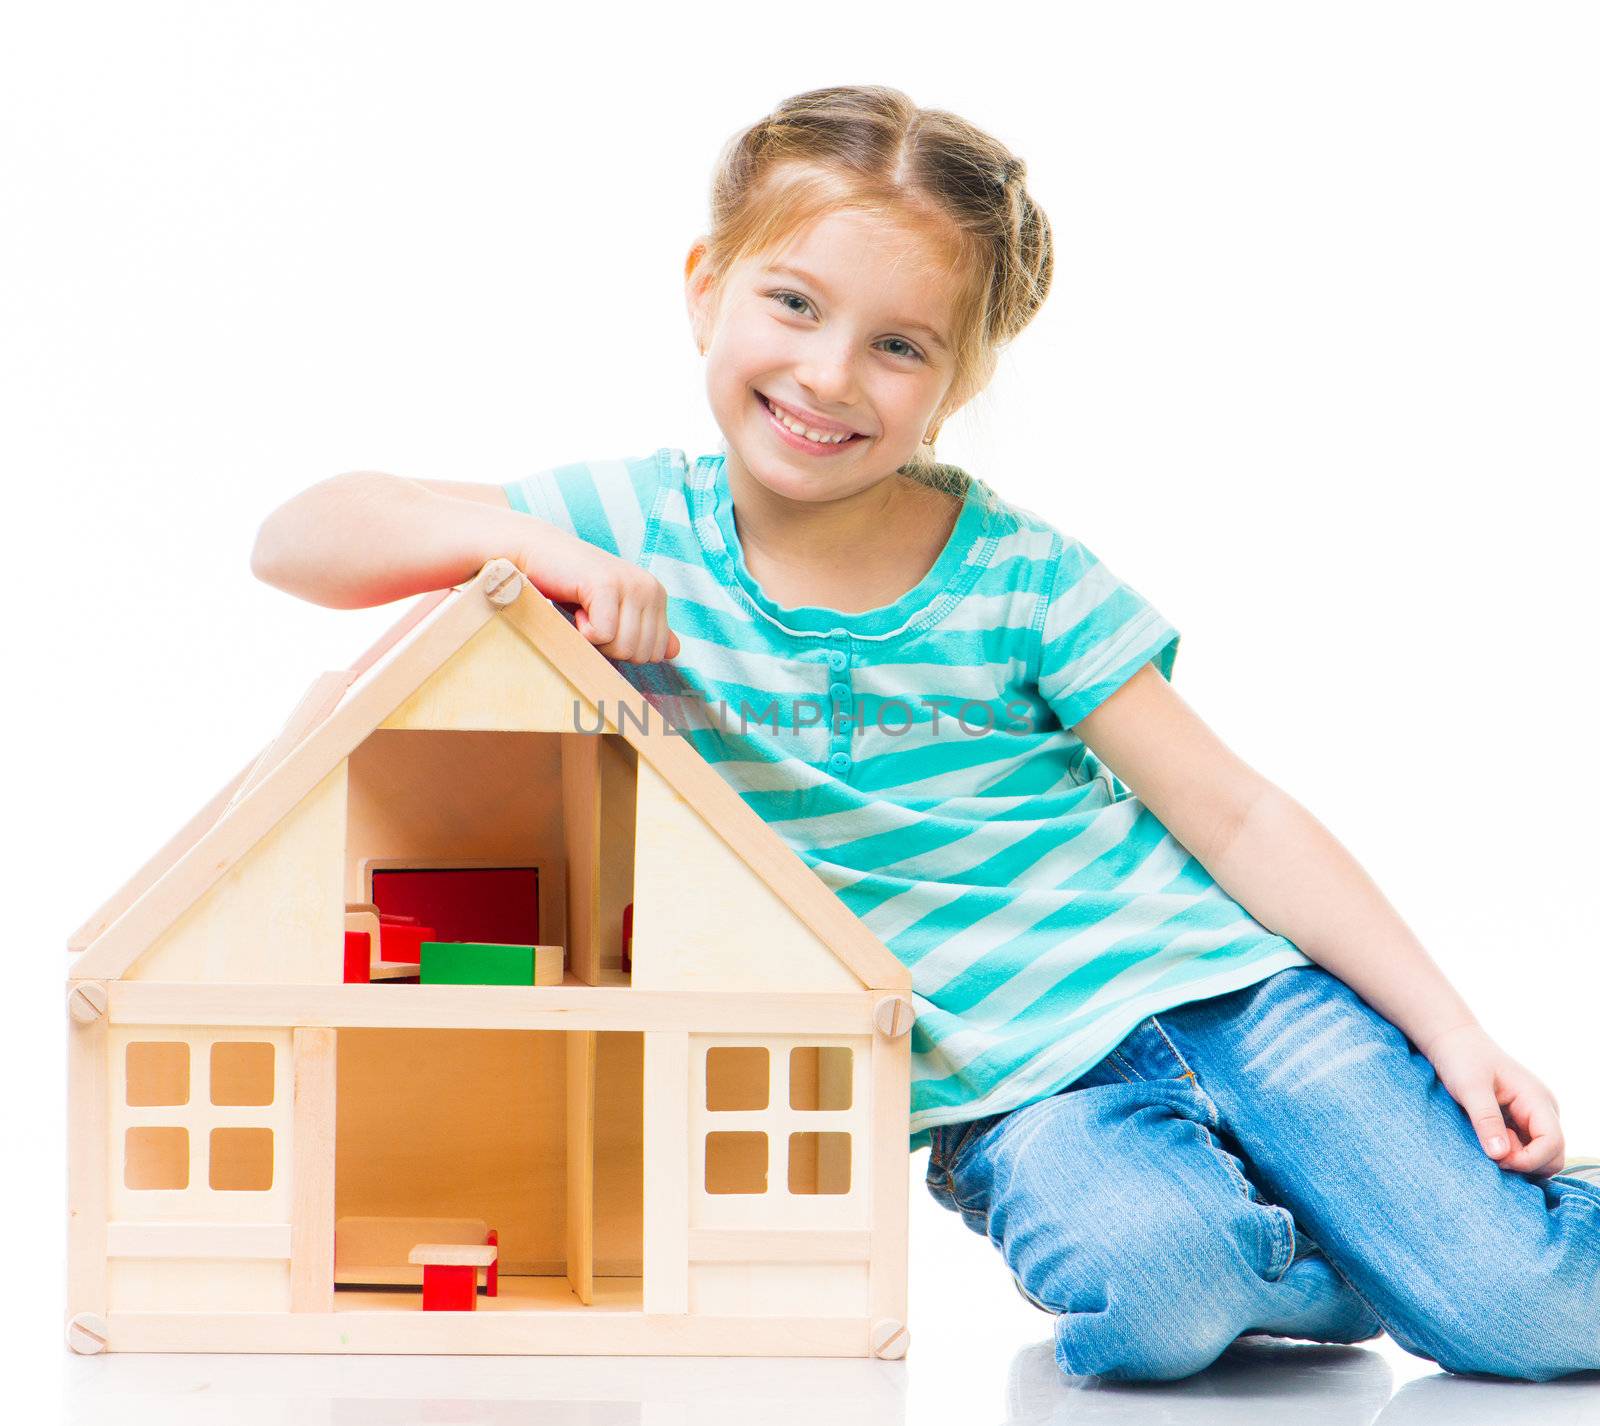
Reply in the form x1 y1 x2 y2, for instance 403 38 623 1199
421 1263 475 1311
377 916 436 965
343 931 371 984
486 1228 499 1297
372 867 539 945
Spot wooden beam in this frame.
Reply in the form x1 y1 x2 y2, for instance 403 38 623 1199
687 1229 871 1262
106 1223 291 1260
98 1310 875 1356
642 1032 688 1314
102 982 879 1034
289 1028 337 1311
66 996 108 1325
867 1025 911 1335
565 1030 597 1305
226 672 355 814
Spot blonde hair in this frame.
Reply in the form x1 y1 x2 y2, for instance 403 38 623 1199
696 85 1054 500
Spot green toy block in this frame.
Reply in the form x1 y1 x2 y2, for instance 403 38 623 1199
419 940 536 986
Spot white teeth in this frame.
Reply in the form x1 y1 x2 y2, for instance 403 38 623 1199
765 396 854 444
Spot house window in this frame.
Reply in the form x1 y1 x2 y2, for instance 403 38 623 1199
112 1031 286 1209
698 1039 858 1199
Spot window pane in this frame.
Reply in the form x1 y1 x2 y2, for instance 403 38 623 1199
125 1042 189 1107
125 1126 189 1189
210 1127 274 1191
788 1132 851 1195
210 1042 275 1106
705 1131 767 1194
789 1046 852 1110
705 1046 768 1110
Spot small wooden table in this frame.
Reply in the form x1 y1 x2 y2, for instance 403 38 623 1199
408 1242 499 1311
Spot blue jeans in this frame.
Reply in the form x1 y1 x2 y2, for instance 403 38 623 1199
925 964 1600 1382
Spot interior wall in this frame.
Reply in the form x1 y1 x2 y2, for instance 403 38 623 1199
336 1029 555 1272
345 730 567 946
336 1029 642 1276
596 735 637 976
594 1029 643 1273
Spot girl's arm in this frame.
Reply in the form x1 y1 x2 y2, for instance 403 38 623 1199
250 471 680 661
1073 662 1564 1174
1071 662 1478 1052
251 472 528 608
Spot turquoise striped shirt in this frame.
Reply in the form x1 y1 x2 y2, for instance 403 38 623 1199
505 446 1312 1152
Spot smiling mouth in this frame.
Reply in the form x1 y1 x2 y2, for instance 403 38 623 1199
758 392 864 444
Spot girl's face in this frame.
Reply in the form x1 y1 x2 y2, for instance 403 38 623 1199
685 207 965 509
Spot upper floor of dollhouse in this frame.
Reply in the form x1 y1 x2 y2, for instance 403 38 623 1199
66 560 907 1000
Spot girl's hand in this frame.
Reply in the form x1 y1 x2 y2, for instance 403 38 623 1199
515 528 681 665
1422 1023 1565 1177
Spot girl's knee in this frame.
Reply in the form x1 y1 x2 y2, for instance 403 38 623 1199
1020 1214 1267 1381
1052 1299 1248 1381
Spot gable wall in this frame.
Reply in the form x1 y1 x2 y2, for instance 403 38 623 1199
631 761 860 992
126 764 347 984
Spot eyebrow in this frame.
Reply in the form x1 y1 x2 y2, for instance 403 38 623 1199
762 263 950 354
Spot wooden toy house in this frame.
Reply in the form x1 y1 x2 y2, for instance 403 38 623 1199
66 559 914 1359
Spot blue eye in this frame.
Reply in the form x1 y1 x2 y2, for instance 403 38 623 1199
770 290 813 316
767 290 926 363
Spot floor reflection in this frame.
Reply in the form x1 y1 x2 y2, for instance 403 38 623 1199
65 1351 907 1426
1000 1336 1600 1426
63 1333 1600 1424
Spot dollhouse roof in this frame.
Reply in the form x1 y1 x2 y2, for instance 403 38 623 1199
67 560 909 990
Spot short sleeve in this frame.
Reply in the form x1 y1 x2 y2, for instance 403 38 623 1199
1034 534 1181 732
502 450 670 569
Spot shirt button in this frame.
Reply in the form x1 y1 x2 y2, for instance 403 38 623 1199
828 751 850 772
827 650 847 670
829 682 850 701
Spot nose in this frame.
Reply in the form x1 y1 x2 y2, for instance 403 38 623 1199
793 338 860 409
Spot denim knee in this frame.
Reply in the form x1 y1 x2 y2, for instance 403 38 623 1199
1028 1197 1269 1381
1055 1305 1253 1383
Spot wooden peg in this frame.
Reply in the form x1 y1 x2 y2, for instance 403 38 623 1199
873 995 913 1039
481 558 524 607
870 1317 909 1359
66 1312 108 1355
67 982 108 1024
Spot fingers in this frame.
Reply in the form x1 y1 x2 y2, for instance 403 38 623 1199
1467 1089 1513 1160
1499 1096 1565 1178
575 567 677 664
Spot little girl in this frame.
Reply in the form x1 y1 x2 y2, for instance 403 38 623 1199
253 85 1600 1383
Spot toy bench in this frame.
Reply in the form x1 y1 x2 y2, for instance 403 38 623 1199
334 1215 499 1295
409 1242 500 1311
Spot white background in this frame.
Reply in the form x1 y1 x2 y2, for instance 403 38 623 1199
6 2 1597 1419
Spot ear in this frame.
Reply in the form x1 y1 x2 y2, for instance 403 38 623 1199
684 240 717 353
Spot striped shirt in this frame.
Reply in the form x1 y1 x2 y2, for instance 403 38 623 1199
504 446 1312 1152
